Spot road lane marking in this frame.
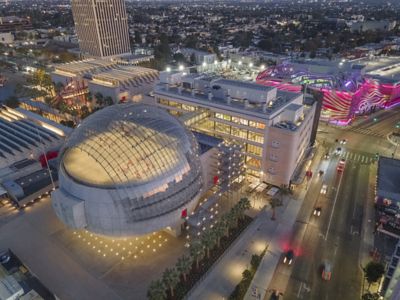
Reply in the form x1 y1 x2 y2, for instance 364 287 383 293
297 282 303 298
325 168 345 241
362 156 365 163
355 154 360 161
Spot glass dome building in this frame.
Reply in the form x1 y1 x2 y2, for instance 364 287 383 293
52 103 203 236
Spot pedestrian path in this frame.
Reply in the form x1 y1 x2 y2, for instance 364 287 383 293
346 127 387 139
330 149 376 165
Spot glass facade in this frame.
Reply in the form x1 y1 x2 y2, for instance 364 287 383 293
157 97 267 172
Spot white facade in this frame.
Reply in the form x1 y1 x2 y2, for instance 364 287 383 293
154 72 316 186
0 32 13 44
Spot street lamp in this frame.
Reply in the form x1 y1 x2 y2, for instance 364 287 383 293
249 62 253 68
178 65 184 71
166 67 171 72
260 64 265 70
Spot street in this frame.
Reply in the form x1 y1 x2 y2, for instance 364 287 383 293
267 108 400 300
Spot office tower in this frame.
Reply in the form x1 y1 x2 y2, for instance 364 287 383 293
71 0 131 58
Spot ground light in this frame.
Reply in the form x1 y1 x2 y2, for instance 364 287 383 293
72 230 169 261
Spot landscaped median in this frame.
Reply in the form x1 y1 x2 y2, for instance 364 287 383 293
229 247 268 300
147 198 254 300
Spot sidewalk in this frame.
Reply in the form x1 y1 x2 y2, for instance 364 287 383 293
244 189 307 300
359 163 378 296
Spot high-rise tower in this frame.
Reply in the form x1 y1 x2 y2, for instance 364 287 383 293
71 0 131 58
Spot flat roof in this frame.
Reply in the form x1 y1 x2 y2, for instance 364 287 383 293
54 59 117 75
155 84 301 120
377 157 400 202
212 78 275 92
91 66 158 86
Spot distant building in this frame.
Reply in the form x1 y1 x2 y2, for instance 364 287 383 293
384 240 400 300
154 72 316 186
0 32 13 44
0 16 32 33
349 20 397 33
71 0 131 58
51 58 158 103
179 48 217 65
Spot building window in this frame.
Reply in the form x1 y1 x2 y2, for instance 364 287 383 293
271 140 280 148
268 167 276 174
232 116 249 126
231 127 248 139
248 132 264 144
247 144 262 156
246 156 261 169
270 153 278 162
387 267 395 277
158 98 169 105
391 257 399 267
215 122 230 135
249 121 266 129
396 246 400 257
182 104 195 111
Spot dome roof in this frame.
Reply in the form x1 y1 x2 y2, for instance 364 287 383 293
62 103 195 188
53 103 203 236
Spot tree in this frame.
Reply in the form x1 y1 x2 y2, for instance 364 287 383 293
80 105 90 119
175 255 193 282
95 92 104 107
4 96 19 108
237 197 251 220
201 230 217 258
213 221 226 248
190 240 205 269
364 261 385 290
104 96 114 106
147 279 166 300
362 292 380 300
162 267 180 297
250 254 262 270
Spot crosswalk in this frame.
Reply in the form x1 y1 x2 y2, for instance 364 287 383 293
346 127 387 139
331 149 375 164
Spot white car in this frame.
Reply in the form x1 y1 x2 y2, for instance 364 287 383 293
320 184 328 194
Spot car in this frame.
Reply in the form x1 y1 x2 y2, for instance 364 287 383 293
337 158 346 172
0 251 10 264
340 139 347 145
318 170 324 176
320 184 328 194
313 207 322 216
324 153 330 159
283 249 294 265
322 262 332 280
335 147 342 155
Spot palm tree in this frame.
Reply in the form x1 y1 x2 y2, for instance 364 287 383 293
176 255 193 282
213 222 226 248
190 240 205 269
202 230 217 258
147 279 166 300
237 197 251 220
162 267 180 297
